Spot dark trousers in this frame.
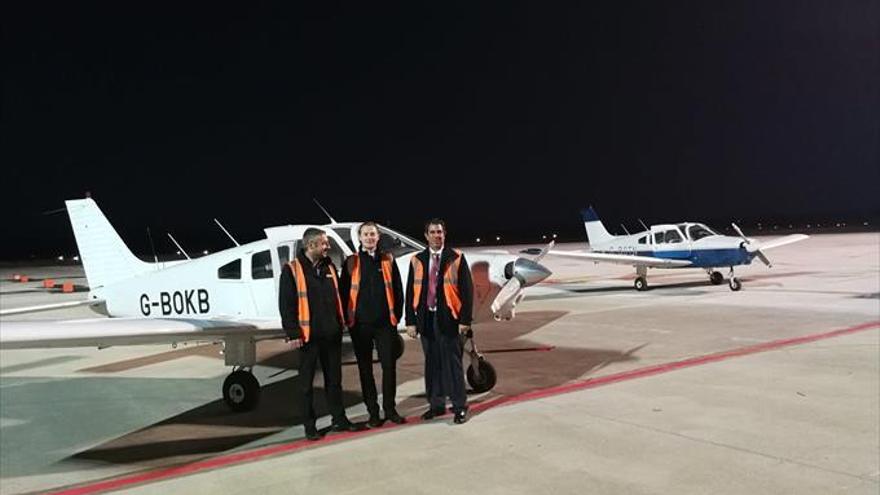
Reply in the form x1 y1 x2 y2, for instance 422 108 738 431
298 334 346 427
351 322 398 416
419 311 467 413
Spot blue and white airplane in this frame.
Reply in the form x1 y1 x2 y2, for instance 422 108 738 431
550 207 808 291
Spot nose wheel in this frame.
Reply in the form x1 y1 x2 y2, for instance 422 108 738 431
222 368 261 412
727 267 742 291
462 330 497 393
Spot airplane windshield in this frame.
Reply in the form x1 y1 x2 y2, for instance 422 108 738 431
688 224 717 241
378 226 423 257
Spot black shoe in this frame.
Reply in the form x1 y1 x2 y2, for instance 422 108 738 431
331 419 366 432
304 425 323 441
385 410 407 425
453 409 468 425
367 415 385 428
420 407 445 421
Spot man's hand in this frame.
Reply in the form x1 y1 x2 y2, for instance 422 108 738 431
406 326 418 338
288 338 304 349
458 324 471 335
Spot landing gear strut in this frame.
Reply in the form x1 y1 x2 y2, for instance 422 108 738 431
462 329 497 393
221 337 261 412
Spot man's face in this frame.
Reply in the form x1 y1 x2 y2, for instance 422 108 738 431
359 225 379 252
424 224 445 250
307 234 330 259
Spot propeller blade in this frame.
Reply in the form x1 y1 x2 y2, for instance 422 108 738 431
731 222 748 242
755 250 772 267
490 276 523 316
533 240 555 263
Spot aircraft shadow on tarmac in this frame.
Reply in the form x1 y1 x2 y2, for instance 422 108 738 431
69 310 642 467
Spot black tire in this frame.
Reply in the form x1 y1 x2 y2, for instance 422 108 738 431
729 277 742 292
466 358 497 393
634 276 648 291
393 332 405 361
222 370 261 412
710 271 724 285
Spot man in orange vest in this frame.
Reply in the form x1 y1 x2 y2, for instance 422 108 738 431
279 227 364 441
339 222 405 427
405 218 474 424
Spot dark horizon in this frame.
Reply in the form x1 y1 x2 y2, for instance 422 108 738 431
3 2 878 259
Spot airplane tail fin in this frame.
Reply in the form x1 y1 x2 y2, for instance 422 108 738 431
66 198 154 289
580 206 616 247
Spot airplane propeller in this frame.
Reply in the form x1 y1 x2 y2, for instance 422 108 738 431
731 223 772 267
490 241 553 320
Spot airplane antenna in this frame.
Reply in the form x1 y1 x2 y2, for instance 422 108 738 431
620 224 631 235
166 233 192 260
313 198 338 224
638 218 649 231
146 227 159 264
214 218 240 247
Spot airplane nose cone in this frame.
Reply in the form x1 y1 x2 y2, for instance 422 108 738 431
512 258 552 287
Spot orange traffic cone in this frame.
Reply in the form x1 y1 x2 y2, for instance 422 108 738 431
43 279 56 289
19 276 29 283
62 281 75 293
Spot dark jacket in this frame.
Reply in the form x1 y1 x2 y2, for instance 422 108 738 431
339 249 403 327
278 249 344 340
405 247 473 334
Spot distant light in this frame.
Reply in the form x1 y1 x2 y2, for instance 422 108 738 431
816 224 821 227
552 233 558 239
773 225 779 230
57 255 64 261
176 250 181 255
72 255 80 262
788 224 793 229
203 250 209 255
475 238 481 243
835 223 841 228
864 222 869 226
806 224 811 228
542 235 547 240
495 236 501 241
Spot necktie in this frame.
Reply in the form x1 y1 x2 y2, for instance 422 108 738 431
427 253 440 309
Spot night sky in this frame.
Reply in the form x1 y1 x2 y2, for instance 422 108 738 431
2 1 878 259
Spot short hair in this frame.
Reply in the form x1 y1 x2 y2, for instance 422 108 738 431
424 218 446 234
358 221 379 235
302 227 326 247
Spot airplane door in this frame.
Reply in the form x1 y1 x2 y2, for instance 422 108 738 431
248 248 278 317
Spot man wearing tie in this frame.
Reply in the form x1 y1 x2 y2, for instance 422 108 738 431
405 218 474 424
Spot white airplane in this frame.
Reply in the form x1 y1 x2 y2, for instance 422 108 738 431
0 198 552 411
549 207 808 291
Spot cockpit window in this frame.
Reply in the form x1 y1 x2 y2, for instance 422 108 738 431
688 224 716 241
251 250 273 279
665 229 684 243
638 235 648 245
332 228 356 251
218 259 241 280
378 226 422 257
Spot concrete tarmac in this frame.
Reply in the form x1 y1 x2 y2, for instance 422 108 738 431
0 233 877 494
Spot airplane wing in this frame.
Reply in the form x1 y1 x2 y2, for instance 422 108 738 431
757 234 809 251
548 249 692 268
0 317 283 349
0 299 106 317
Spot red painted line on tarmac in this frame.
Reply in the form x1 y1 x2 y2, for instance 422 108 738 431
47 320 879 495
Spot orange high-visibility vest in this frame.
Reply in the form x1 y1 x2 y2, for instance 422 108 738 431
290 258 344 343
346 252 399 327
410 249 463 319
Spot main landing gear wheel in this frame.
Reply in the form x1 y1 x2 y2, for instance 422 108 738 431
223 369 260 412
634 276 648 291
467 358 497 393
728 277 742 292
393 332 405 361
709 271 724 285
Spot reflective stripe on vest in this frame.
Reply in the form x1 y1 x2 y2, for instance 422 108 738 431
410 250 463 319
346 253 398 327
290 258 344 343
